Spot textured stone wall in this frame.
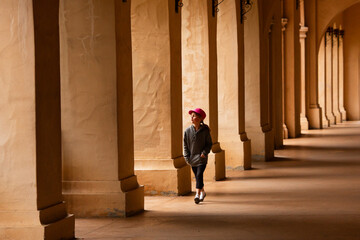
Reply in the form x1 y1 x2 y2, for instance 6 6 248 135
182 0 209 131
132 0 172 159
218 0 238 137
60 0 118 180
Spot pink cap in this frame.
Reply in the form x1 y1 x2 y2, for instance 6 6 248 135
188 108 206 120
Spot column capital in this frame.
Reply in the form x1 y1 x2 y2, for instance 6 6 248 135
299 26 308 39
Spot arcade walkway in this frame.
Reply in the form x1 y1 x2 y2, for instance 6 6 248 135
75 122 360 240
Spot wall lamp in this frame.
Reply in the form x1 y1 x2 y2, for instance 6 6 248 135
339 30 345 38
325 27 333 46
212 0 225 17
241 0 253 23
175 0 183 13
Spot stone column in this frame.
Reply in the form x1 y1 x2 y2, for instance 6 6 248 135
332 27 342 123
244 0 268 161
60 0 144 217
0 0 74 238
217 0 251 170
325 27 336 124
260 20 276 159
318 37 330 128
281 18 289 138
284 0 301 137
299 0 309 130
304 0 322 129
183 0 226 180
271 7 284 150
339 29 347 121
132 0 191 195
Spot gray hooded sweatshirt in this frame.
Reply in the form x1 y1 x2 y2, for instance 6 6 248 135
183 125 213 167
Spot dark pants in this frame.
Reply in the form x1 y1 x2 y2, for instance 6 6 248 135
192 164 207 189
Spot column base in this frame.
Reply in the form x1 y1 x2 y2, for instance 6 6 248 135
340 109 347 121
264 130 275 161
63 176 144 217
308 106 322 129
135 157 191 196
203 142 226 181
247 126 266 161
300 116 309 130
334 112 342 124
326 113 336 125
0 203 75 239
322 117 330 128
220 137 251 170
283 124 289 139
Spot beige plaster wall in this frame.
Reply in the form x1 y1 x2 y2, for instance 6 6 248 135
0 0 37 212
182 0 210 131
60 0 119 180
132 0 173 159
343 3 360 120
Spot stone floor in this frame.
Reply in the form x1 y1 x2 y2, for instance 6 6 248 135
75 121 360 240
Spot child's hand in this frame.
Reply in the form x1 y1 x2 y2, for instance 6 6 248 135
201 153 206 158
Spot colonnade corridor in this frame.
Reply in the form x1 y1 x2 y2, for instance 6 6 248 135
75 121 360 239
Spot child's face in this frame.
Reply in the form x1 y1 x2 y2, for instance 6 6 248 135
191 112 202 125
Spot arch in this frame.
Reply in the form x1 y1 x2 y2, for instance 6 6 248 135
315 2 360 122
317 0 360 47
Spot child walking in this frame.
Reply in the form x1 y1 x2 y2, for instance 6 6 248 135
183 108 213 204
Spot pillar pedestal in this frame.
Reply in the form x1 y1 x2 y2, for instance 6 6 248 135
340 109 347 121
0 205 74 240
135 158 191 196
283 124 289 139
63 177 144 217
300 114 309 130
203 143 226 181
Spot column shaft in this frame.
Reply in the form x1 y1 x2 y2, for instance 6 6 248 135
60 0 144 217
318 37 330 128
300 26 309 130
332 28 341 123
281 17 289 138
0 0 74 238
304 0 322 129
218 0 251 170
272 11 284 149
325 28 336 124
245 0 268 161
284 0 301 137
339 31 347 120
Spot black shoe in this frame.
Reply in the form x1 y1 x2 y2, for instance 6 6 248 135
194 194 200 204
